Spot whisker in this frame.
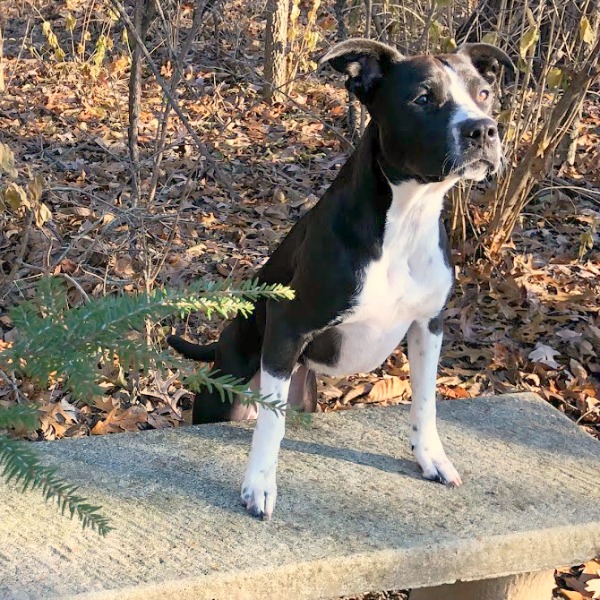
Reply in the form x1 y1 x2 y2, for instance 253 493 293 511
441 152 459 175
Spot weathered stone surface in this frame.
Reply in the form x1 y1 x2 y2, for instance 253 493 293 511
0 393 599 600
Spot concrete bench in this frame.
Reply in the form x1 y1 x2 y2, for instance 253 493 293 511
1 393 599 600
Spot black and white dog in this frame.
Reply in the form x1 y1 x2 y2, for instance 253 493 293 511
169 39 514 519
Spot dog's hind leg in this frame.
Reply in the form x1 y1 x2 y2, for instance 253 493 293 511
192 318 261 424
288 365 318 413
231 366 317 421
407 318 462 486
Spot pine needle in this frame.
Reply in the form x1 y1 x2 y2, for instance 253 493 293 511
0 436 113 536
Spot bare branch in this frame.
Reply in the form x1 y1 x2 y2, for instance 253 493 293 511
109 0 239 203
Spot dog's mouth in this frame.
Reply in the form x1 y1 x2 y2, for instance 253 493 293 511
452 154 501 181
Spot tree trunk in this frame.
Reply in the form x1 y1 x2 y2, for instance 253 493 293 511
264 0 290 102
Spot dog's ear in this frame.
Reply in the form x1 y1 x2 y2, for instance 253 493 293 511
319 38 403 104
456 43 515 84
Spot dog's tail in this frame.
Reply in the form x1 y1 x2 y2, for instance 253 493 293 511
167 335 217 362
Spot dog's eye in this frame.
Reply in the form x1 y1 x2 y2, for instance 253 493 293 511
414 93 431 106
478 89 490 102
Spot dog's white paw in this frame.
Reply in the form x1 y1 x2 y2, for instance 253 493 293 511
241 462 277 520
411 428 462 486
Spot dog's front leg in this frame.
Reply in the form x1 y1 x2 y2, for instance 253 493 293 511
407 318 462 486
241 301 305 519
241 369 290 519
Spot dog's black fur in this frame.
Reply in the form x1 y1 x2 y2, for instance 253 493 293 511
168 40 514 426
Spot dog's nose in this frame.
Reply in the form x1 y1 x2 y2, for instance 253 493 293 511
461 118 497 145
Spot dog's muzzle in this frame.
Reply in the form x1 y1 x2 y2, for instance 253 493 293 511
453 117 503 180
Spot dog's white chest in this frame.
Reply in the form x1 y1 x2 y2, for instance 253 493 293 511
310 179 455 377
351 234 449 326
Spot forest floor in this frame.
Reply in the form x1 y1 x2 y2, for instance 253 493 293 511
0 1 599 598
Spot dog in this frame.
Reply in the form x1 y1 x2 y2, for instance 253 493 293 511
168 38 514 520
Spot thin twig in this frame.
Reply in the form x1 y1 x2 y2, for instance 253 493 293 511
415 0 437 52
147 0 217 206
360 0 372 136
59 273 91 304
127 0 146 207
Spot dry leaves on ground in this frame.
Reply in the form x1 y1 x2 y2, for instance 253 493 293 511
558 560 600 599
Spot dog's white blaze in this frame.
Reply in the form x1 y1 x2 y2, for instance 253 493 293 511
446 66 487 124
307 178 455 377
445 66 492 181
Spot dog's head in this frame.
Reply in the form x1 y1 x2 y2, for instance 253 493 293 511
320 39 515 183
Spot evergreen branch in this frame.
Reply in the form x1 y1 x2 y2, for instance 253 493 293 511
286 406 313 427
0 436 112 536
185 365 285 415
196 278 296 302
166 278 295 317
169 292 256 319
5 277 294 401
0 404 39 430
0 277 295 537
12 279 292 359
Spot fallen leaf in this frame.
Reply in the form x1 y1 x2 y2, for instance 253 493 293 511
319 382 343 400
366 377 409 403
440 385 470 399
341 382 372 404
92 405 147 435
3 182 30 211
556 329 582 342
586 578 600 599
529 342 561 368
583 560 600 575
570 358 588 381
114 255 134 277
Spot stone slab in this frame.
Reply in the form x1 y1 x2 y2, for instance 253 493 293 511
0 393 599 600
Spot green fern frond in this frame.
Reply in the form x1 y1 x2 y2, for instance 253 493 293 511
0 436 112 536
